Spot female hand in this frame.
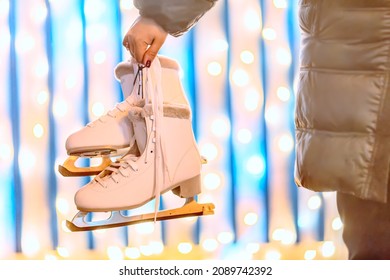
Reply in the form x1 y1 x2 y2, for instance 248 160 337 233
122 16 168 67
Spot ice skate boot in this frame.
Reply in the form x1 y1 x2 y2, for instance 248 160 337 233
66 59 214 231
59 56 202 177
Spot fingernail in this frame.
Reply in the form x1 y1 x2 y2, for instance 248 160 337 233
145 60 151 68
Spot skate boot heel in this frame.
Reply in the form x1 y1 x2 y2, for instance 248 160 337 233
172 174 201 198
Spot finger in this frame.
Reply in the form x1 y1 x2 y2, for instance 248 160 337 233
122 34 130 50
142 35 166 66
132 39 150 64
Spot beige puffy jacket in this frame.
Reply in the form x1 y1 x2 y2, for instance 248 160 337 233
134 0 217 36
134 0 390 203
295 0 390 203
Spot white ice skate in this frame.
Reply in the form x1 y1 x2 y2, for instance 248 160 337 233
59 56 203 177
66 58 214 231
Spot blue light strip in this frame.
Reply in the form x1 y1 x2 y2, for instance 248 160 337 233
258 0 270 242
286 0 300 243
114 0 124 102
8 0 22 253
44 0 59 249
222 0 237 242
79 0 95 249
113 0 130 247
187 29 201 244
318 194 325 240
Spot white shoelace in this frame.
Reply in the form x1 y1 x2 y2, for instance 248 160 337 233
94 154 139 188
88 60 140 128
86 100 132 128
145 59 169 220
93 61 169 220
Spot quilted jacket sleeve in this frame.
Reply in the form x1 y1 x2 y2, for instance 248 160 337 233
133 0 217 37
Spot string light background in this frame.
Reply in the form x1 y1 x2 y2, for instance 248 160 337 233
0 0 347 260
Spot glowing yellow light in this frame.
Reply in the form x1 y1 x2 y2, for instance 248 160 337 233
0 27 10 49
265 106 281 126
272 228 296 245
92 102 105 118
277 86 290 102
35 59 49 78
57 247 70 258
308 195 322 210
200 143 218 161
244 9 261 31
33 123 44 138
178 242 193 254
237 128 252 144
120 0 134 10
61 220 71 233
86 24 108 43
203 172 221 190
198 194 214 204
0 0 9 17
53 98 68 118
65 76 77 90
304 250 316 260
66 20 83 48
150 241 164 255
125 247 140 259
44 254 58 260
321 241 336 258
18 147 36 173
232 69 250 87
265 249 281 260
107 246 124 260
202 238 218 252
22 234 40 257
211 117 230 138
276 48 291 66
278 134 294 153
240 50 254 64
273 0 288 9
246 243 260 254
56 197 69 215
140 245 153 256
84 0 106 20
244 212 258 226
212 39 229 52
244 89 260 111
0 144 12 161
30 3 47 23
246 155 265 176
16 33 35 53
135 222 155 234
332 217 343 231
37 90 48 105
217 231 234 244
94 228 107 236
94 51 106 64
207 61 222 76
262 28 277 40
182 216 197 223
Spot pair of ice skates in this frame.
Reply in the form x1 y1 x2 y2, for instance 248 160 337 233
60 56 214 232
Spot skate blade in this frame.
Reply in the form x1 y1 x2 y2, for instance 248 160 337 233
59 156 208 177
58 156 113 177
66 200 215 232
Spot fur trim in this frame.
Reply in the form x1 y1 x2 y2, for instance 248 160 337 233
114 61 134 82
128 101 191 121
